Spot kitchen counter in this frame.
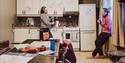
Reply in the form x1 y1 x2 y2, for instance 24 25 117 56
13 27 80 31
14 26 79 29
14 27 63 29
14 27 40 29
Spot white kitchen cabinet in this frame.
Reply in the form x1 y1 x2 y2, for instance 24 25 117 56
17 0 78 15
32 0 40 14
25 0 40 14
24 0 33 14
64 0 78 11
30 29 39 39
14 29 29 43
14 29 40 43
17 0 25 14
17 0 40 14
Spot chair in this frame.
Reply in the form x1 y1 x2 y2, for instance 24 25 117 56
0 40 10 55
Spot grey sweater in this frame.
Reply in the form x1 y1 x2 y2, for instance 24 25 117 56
40 14 51 28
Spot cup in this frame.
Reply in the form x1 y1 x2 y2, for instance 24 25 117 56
55 21 59 27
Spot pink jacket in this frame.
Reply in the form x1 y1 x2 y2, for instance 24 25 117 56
101 16 111 34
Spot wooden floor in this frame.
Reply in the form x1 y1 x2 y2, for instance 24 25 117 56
75 52 112 63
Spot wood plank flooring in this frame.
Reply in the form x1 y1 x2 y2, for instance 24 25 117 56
75 52 112 63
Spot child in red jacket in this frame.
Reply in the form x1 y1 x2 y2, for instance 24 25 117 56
92 8 112 58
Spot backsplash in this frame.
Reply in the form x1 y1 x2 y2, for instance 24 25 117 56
14 14 78 27
15 16 40 27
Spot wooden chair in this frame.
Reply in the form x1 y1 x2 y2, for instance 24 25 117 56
0 40 10 55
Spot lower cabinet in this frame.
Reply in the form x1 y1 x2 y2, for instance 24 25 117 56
14 28 40 43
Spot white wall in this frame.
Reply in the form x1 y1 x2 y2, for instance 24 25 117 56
0 0 16 48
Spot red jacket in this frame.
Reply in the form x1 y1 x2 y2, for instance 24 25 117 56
101 16 111 33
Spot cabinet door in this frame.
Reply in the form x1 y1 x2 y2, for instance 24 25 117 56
14 29 29 43
40 0 55 14
70 0 78 11
17 0 25 14
31 0 40 14
64 0 78 11
30 29 40 39
79 4 96 30
25 0 33 14
80 31 96 51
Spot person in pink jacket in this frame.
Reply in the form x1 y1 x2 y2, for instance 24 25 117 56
92 8 111 58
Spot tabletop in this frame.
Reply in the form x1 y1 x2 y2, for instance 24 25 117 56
1 39 60 63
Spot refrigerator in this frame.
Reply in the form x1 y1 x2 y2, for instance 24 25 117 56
79 4 96 51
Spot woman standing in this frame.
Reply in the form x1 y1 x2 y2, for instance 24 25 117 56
40 6 52 40
92 8 112 58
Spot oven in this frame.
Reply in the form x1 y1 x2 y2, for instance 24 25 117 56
63 27 79 42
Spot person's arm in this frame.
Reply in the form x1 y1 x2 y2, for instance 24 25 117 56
100 17 110 28
40 14 51 27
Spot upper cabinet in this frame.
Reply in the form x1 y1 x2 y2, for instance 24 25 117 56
64 0 78 11
29 0 40 14
17 0 25 14
39 0 64 15
17 0 40 14
17 0 78 15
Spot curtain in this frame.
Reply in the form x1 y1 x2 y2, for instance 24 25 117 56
111 0 124 47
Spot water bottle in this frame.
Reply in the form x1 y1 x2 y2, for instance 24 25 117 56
50 38 55 51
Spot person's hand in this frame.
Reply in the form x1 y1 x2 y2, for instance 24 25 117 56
97 20 101 24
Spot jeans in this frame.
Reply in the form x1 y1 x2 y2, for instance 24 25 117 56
92 32 111 57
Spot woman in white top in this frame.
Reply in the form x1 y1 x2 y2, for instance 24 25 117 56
40 6 52 39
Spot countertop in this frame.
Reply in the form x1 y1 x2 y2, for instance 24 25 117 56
14 27 40 29
13 26 79 29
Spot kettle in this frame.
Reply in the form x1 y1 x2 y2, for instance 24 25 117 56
26 18 34 26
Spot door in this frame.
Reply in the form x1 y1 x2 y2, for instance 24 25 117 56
25 0 33 14
31 0 40 14
17 0 25 14
30 29 40 39
79 4 96 30
80 30 96 51
14 29 29 43
64 0 78 11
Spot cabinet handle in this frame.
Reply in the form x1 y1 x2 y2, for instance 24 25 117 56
38 10 40 14
22 10 26 14
22 10 24 14
28 30 30 34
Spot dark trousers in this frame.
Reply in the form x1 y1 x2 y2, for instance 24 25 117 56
92 32 111 57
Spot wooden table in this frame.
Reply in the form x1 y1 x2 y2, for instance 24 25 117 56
8 39 60 63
